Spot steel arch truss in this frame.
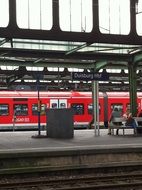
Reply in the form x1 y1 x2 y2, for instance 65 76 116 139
0 0 141 45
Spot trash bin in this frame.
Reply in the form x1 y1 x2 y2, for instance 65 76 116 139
46 108 74 138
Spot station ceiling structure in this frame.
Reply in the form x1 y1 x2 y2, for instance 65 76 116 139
0 0 142 92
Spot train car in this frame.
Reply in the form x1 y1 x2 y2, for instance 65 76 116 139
0 91 142 130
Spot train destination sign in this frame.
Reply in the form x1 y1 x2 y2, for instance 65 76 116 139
72 72 109 81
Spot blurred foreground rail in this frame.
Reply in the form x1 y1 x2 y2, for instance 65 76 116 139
1 166 142 190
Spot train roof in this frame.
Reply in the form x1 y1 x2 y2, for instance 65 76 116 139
0 91 142 98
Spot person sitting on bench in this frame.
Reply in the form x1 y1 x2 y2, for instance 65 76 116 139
136 110 142 134
125 113 138 134
137 110 142 125
123 107 131 120
108 107 122 135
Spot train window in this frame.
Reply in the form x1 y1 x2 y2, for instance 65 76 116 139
32 104 38 115
88 104 93 115
14 104 28 116
32 104 46 115
51 103 57 108
110 104 123 114
88 103 101 115
0 104 9 116
60 103 66 108
71 103 84 115
40 104 46 115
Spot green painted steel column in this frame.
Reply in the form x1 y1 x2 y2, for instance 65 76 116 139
92 81 100 136
128 63 137 116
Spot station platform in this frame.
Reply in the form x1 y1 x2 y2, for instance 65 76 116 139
0 129 142 152
0 129 142 174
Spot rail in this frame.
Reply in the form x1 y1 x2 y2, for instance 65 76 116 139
109 117 142 135
1 170 142 190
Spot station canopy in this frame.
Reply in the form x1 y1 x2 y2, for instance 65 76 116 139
0 0 142 92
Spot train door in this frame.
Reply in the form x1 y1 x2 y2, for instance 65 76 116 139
13 100 29 129
50 99 67 108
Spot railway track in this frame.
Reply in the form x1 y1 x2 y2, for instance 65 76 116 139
1 172 142 189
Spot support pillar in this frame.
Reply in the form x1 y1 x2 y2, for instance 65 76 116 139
128 63 137 116
37 77 41 136
92 81 100 136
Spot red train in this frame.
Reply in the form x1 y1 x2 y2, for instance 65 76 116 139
0 91 141 130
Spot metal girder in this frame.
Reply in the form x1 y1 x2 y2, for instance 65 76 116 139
1 80 134 92
0 47 131 62
0 38 10 46
0 59 131 70
0 0 141 45
65 43 92 55
133 51 142 64
0 59 106 69
94 61 108 71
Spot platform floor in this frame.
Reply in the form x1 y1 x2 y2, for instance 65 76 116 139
0 129 142 153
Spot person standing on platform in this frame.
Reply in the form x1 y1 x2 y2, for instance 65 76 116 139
108 107 122 135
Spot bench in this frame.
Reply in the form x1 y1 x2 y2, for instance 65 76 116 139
109 117 142 135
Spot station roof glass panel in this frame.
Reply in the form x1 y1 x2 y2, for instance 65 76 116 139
99 0 130 35
136 0 142 36
0 0 9 27
16 0 53 30
59 0 93 32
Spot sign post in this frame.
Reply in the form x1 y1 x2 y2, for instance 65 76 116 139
72 71 109 136
37 77 41 136
72 72 109 81
92 81 100 136
32 72 44 137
